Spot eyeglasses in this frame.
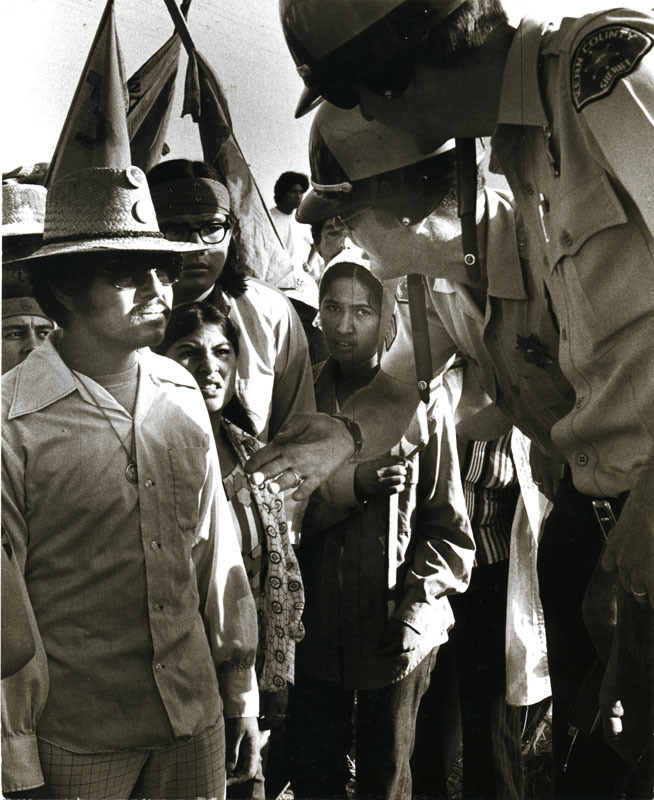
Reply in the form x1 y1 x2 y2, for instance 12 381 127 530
89 261 182 290
334 207 371 232
160 221 231 245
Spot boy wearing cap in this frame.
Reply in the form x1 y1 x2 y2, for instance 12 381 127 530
2 180 55 374
147 160 315 443
2 166 259 799
2 297 54 374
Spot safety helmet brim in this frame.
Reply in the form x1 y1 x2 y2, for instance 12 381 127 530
295 85 323 119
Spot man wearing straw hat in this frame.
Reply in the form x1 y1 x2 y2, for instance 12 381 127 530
2 165 259 799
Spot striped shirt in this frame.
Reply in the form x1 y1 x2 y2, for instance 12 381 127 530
460 431 519 566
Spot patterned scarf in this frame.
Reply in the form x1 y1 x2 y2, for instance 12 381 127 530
222 420 305 691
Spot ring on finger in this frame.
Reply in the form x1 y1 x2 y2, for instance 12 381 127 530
289 469 303 488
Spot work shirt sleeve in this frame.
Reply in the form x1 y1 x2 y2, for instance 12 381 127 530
192 441 259 719
394 389 475 634
574 10 654 239
1 439 49 794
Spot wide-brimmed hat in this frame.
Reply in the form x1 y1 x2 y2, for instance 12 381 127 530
19 166 206 262
3 182 47 237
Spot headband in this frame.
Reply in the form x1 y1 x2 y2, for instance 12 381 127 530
150 177 231 217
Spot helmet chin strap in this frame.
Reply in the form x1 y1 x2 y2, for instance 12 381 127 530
455 137 480 284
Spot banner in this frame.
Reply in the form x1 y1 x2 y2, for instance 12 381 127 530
46 0 130 186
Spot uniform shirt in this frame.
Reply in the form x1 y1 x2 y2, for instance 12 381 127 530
1 333 259 759
208 278 315 441
381 189 574 461
491 8 654 496
298 358 474 690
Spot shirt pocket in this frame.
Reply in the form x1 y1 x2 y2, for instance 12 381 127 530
547 172 654 346
168 447 207 533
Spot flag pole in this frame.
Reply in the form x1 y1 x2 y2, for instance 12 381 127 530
45 0 116 186
160 0 285 249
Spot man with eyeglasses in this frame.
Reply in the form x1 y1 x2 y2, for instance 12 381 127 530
1 166 260 800
147 159 315 444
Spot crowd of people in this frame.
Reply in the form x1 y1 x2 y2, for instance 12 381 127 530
2 1 654 799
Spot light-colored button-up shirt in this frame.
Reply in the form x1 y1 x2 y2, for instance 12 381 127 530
491 8 654 496
381 189 574 461
1 334 258 774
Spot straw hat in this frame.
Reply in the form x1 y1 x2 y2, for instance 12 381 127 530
20 166 206 262
3 183 47 236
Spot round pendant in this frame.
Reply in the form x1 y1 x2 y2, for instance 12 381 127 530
125 462 139 484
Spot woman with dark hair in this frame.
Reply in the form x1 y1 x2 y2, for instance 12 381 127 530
162 302 305 799
148 159 316 444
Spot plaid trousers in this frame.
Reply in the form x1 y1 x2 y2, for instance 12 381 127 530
37 720 225 800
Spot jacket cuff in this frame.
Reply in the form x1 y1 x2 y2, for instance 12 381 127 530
218 664 260 719
326 462 360 507
2 734 44 793
394 597 434 636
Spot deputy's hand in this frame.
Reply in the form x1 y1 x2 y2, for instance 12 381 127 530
245 412 356 501
225 716 259 786
354 456 408 500
602 466 654 609
374 618 421 657
529 446 563 502
259 687 289 731
599 587 654 764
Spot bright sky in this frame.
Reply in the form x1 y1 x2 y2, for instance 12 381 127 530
1 1 608 202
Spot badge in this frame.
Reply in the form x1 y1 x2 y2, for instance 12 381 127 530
571 25 652 112
515 334 554 369
384 312 398 352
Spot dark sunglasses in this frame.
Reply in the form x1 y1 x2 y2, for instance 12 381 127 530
89 259 182 290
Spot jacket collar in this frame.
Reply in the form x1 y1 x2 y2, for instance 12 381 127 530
7 330 197 420
497 17 550 128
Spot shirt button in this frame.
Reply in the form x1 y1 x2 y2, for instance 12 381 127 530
525 183 534 196
576 453 589 466
575 397 585 409
560 230 573 247
518 236 527 248
144 479 155 488
154 663 165 672
511 384 521 395
154 603 164 611
151 541 160 550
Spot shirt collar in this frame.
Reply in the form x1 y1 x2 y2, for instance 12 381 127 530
497 16 550 128
7 331 196 420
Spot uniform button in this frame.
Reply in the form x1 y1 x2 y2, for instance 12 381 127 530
154 663 165 672
560 230 573 247
575 397 585 409
518 236 527 248
525 183 534 195
510 384 521 395
151 541 160 550
144 479 155 488
576 453 589 466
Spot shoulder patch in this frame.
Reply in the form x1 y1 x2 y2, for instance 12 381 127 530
384 312 397 353
571 25 652 112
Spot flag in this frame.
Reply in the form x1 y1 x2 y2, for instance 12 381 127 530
126 0 191 174
182 48 294 287
46 0 130 187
